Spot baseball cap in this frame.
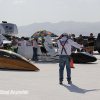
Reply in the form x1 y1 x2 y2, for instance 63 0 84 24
62 33 68 36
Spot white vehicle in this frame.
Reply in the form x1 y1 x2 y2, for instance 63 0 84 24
18 35 59 61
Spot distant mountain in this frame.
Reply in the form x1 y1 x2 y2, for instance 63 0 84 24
18 21 100 37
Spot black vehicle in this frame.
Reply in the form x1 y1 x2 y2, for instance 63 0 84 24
24 37 30 41
94 33 100 53
71 52 97 63
3 34 12 41
79 34 100 53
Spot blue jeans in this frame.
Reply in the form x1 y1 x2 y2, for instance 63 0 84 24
59 55 71 81
32 47 38 60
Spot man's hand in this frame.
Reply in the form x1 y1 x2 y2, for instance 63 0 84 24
81 47 91 52
86 47 91 52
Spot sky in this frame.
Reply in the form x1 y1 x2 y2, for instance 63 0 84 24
0 0 100 26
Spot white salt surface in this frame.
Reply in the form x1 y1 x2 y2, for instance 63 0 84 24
0 51 100 100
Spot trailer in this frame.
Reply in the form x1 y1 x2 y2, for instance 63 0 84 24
0 21 18 48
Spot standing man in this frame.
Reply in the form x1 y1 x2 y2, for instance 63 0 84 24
30 38 39 61
0 35 3 49
71 34 76 42
11 36 18 53
76 34 84 52
41 37 45 47
18 37 26 47
71 34 77 52
57 33 90 84
87 33 94 55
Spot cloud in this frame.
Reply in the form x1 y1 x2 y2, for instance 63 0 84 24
0 0 1 3
78 0 98 2
13 0 27 4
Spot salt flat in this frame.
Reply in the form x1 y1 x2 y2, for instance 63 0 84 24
0 51 100 100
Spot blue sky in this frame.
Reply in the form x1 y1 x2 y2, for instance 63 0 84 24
0 0 100 26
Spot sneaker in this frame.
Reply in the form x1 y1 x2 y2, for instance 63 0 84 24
68 80 72 84
59 80 63 85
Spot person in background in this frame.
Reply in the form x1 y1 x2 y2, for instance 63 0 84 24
29 38 39 61
68 34 75 52
0 35 3 49
18 37 26 47
87 33 94 55
76 34 84 52
68 34 71 39
41 37 45 46
11 36 18 53
71 34 77 52
40 37 47 53
71 34 76 42
7 44 14 52
57 33 91 85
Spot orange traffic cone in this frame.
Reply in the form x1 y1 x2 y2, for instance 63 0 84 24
70 59 74 68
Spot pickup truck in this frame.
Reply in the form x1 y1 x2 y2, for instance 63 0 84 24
94 33 100 53
0 34 11 49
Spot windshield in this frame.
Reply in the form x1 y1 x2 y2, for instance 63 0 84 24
0 35 8 40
